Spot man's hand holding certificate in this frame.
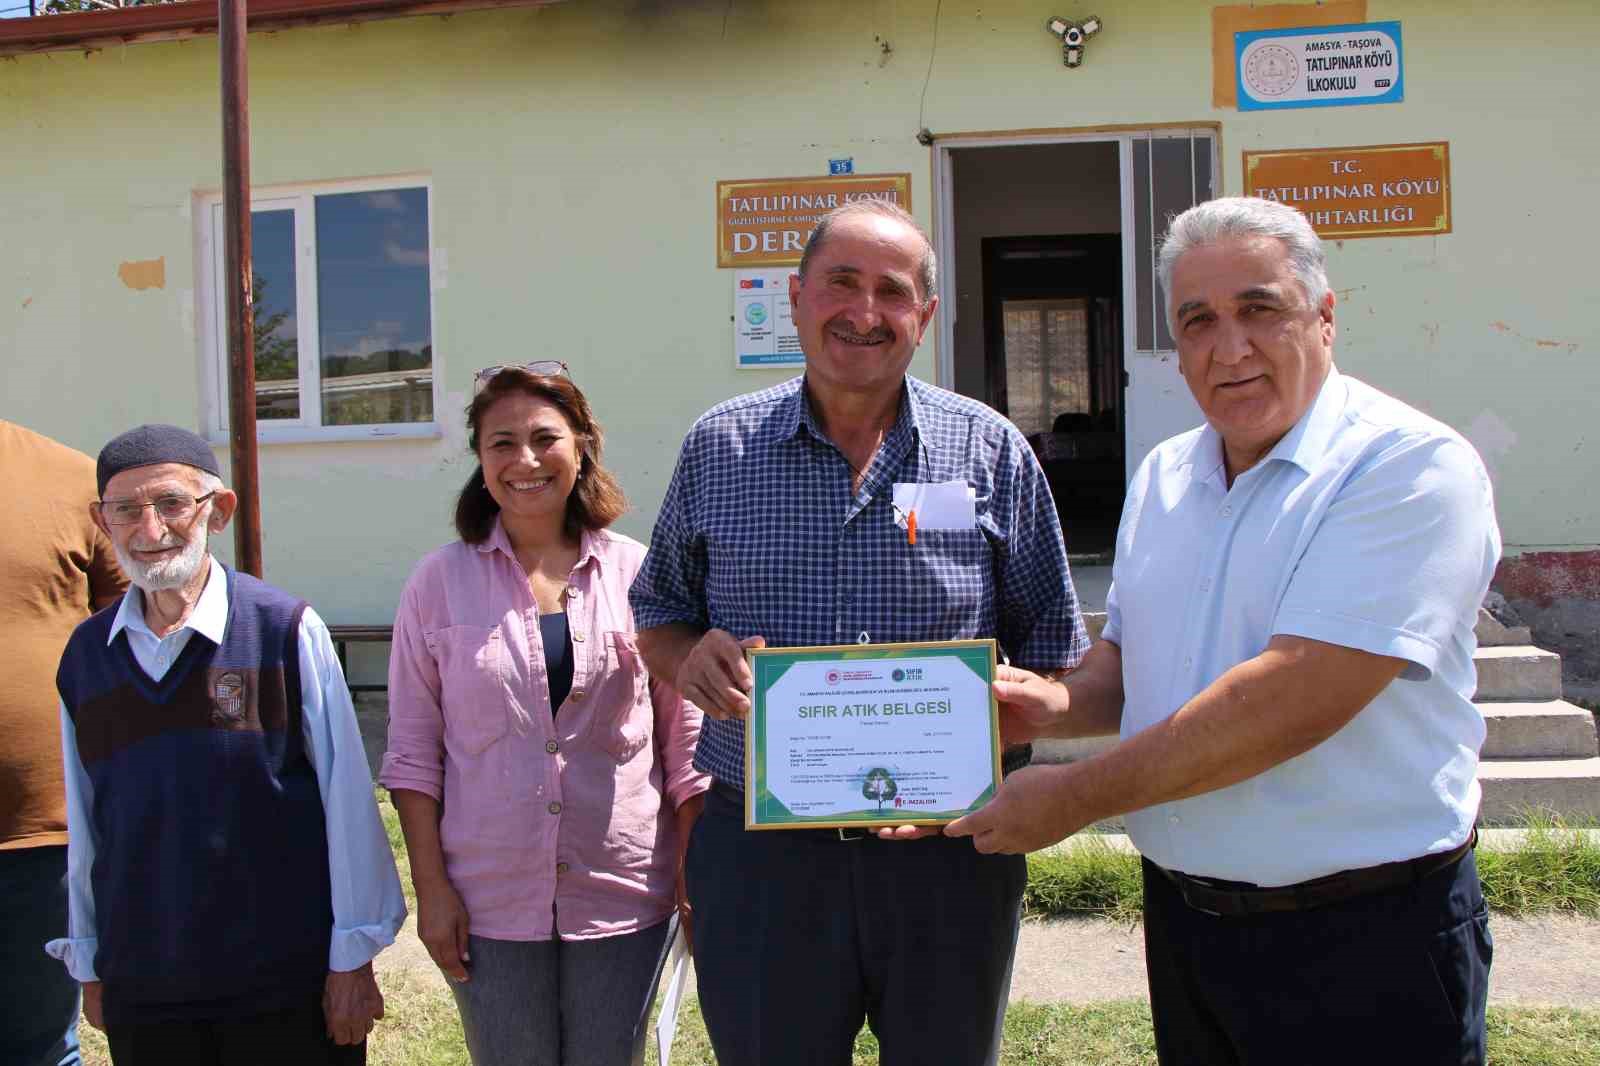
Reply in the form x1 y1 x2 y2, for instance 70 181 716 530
743 640 1001 830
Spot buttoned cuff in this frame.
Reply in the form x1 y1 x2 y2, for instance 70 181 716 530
45 936 98 983
329 918 404 973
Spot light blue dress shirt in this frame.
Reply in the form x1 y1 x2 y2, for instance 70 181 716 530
48 557 407 981
1104 371 1501 886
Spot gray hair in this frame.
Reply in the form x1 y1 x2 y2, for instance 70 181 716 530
798 199 937 304
1157 197 1330 332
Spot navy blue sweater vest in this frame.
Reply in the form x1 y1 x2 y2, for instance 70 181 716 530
56 566 333 1024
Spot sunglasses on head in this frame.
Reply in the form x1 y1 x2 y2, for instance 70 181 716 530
473 361 570 394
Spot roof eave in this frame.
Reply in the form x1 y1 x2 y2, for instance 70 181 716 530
0 0 563 58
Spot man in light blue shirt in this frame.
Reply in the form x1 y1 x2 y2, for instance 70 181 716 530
947 198 1500 1065
48 424 406 1065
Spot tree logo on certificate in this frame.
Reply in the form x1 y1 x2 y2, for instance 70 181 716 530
862 768 899 811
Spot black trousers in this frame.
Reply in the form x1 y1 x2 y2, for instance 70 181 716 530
0 845 79 1066
1143 850 1492 1066
686 786 1026 1066
105 991 364 1066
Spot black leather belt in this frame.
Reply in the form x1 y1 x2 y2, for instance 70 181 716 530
1001 743 1033 776
1156 830 1477 917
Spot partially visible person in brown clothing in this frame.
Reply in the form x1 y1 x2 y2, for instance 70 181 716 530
1 420 127 1066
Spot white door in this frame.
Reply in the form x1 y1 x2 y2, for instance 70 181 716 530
1121 131 1216 480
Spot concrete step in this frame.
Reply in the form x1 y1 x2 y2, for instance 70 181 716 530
1475 646 1564 702
1035 701 1600 765
1052 759 1600 828
1477 758 1600 824
1475 607 1531 648
1076 621 1556 701
1482 701 1599 760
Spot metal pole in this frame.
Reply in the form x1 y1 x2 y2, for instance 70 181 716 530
220 0 263 577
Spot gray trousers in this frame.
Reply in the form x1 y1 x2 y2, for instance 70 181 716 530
450 919 673 1066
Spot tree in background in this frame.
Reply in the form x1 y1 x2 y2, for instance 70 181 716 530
251 277 300 420
253 277 297 385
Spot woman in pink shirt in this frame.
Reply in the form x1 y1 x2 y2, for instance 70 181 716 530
380 365 709 1066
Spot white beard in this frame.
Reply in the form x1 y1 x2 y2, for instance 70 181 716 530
115 530 210 592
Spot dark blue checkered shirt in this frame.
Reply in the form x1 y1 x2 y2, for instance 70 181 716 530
630 375 1089 788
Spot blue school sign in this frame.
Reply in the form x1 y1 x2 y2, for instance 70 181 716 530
1236 21 1404 111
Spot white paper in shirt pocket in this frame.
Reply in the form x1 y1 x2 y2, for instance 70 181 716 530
892 480 976 530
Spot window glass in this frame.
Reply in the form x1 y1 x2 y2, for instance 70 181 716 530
1134 134 1215 351
251 209 299 420
1002 298 1089 437
314 189 433 426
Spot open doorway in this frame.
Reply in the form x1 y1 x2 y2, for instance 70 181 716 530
983 233 1123 553
937 130 1216 558
946 140 1124 556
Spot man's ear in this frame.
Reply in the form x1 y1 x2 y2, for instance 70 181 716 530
1320 289 1337 346
914 293 940 344
89 501 112 539
206 489 239 532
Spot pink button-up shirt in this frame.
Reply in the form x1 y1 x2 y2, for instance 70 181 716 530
379 520 709 941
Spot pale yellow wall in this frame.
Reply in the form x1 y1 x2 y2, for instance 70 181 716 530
2 0 1595 624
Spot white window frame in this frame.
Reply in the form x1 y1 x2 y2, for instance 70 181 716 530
197 174 441 444
1125 128 1221 354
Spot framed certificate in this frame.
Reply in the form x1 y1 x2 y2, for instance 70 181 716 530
743 639 1000 830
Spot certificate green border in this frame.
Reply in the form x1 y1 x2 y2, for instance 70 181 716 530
743 639 1000 830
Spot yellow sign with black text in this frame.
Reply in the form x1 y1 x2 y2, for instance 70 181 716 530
716 173 912 268
1244 142 1451 239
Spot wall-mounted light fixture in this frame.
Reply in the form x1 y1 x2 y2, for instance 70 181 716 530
1045 14 1102 68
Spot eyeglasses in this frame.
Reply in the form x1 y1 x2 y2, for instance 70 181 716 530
98 492 217 526
474 361 570 394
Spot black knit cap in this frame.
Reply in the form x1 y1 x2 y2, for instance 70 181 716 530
96 424 222 497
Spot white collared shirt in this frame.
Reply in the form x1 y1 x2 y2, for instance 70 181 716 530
49 557 407 980
1104 370 1501 886
104 554 230 681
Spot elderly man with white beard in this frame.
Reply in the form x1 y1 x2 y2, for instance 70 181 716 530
47 425 406 1066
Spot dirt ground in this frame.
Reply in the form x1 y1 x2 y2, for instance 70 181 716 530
1007 913 1600 1007
358 688 1594 1010
377 911 1600 1008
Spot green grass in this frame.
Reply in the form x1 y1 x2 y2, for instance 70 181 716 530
73 796 1600 1065
1024 813 1600 922
379 789 416 911
1023 834 1145 923
81 1000 1600 1066
379 790 1600 924
1477 812 1600 916
636 999 1165 1066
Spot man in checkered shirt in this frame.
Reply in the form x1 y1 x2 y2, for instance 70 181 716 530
631 200 1088 1066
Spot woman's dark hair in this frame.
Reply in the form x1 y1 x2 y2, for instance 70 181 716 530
453 369 627 544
